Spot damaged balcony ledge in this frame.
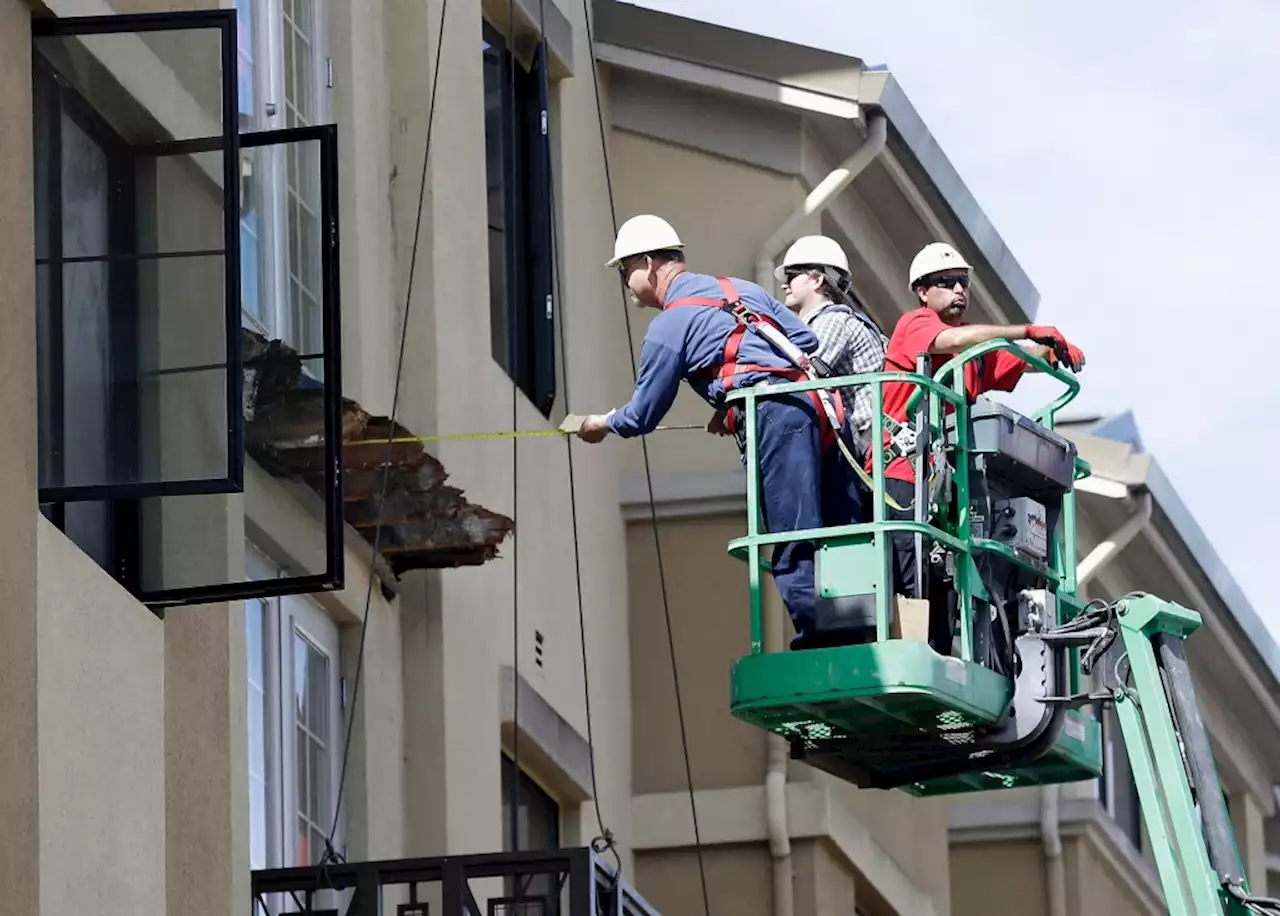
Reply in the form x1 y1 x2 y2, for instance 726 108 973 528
242 329 514 587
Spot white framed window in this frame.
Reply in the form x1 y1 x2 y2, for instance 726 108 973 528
236 0 331 359
247 544 346 913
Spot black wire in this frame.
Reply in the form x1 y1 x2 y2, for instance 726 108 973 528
507 0 521 858
580 5 710 912
535 0 620 880
322 0 450 866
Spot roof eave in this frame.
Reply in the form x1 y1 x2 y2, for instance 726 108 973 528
1071 428 1280 698
858 70 1041 323
591 0 1039 325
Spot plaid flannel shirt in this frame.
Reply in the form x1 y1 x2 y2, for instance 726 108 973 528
805 301 888 445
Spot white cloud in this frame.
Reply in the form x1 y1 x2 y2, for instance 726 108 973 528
625 0 1277 628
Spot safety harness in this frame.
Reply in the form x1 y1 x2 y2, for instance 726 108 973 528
666 276 916 514
667 276 847 452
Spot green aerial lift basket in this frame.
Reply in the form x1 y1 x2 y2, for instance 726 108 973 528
723 341 1104 796
730 640 1101 796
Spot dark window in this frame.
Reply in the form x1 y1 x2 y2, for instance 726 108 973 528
32 11 344 610
483 22 556 417
34 51 142 579
500 755 562 915
1099 687 1143 851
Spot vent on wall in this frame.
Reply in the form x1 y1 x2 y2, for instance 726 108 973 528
534 631 545 668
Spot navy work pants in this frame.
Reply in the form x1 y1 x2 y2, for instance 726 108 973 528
747 392 866 649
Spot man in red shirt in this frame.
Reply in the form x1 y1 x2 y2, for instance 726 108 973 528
875 242 1086 647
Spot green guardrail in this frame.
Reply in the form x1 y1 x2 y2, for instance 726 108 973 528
724 339 1083 660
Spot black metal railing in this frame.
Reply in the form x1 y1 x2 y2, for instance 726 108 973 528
250 847 661 916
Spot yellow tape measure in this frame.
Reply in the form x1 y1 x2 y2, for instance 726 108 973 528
346 414 702 446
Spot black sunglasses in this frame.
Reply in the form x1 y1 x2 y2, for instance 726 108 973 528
925 274 970 290
784 266 825 283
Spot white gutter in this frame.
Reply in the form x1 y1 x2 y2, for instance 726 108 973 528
1077 492 1153 588
753 111 887 916
1041 485 1151 916
753 111 889 294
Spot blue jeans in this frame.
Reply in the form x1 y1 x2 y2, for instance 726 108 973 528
747 393 866 648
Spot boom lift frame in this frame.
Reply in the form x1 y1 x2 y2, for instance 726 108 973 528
724 341 1280 915
728 341 1101 795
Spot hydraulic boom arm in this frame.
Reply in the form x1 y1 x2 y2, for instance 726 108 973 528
1073 594 1280 916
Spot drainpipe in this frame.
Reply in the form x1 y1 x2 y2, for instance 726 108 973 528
1041 489 1152 916
753 111 888 293
1041 784 1067 916
762 579 794 916
1077 491 1152 589
754 113 887 916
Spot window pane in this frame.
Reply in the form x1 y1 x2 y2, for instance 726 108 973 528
305 640 327 734
307 734 325 821
294 721 307 820
482 35 505 231
250 776 267 869
34 61 236 497
245 594 270 872
34 27 226 144
501 756 562 912
236 0 256 127
296 815 311 866
283 27 296 123
61 113 109 259
293 633 308 720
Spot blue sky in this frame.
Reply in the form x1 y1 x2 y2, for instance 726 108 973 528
625 0 1276 631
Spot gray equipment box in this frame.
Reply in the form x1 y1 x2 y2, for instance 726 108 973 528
945 398 1077 494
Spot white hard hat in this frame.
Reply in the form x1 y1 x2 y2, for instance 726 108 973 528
606 214 684 268
773 235 850 281
908 242 971 290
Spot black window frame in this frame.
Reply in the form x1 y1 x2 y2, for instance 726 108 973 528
33 46 143 584
483 22 557 418
32 9 244 501
31 10 345 610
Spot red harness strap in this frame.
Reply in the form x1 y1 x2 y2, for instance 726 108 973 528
665 276 845 451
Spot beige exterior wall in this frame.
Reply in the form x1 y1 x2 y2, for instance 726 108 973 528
12 3 1280 916
0 4 39 916
952 833 1162 916
38 516 167 915
15 0 635 911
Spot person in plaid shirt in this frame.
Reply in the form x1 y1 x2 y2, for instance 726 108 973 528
774 236 888 462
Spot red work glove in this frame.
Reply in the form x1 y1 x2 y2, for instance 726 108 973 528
1025 325 1086 373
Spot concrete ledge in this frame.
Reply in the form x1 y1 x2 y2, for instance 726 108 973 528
632 784 938 916
949 794 1164 914
619 470 746 521
499 666 594 803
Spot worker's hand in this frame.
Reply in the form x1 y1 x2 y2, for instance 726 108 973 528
706 410 733 437
576 414 612 443
1026 325 1086 373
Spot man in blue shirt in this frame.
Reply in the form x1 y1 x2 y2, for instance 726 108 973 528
574 215 861 650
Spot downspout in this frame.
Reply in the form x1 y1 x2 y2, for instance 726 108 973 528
755 111 888 916
753 111 888 293
1042 489 1152 916
762 581 794 916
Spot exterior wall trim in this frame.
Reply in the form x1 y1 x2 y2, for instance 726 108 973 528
620 471 745 522
481 0 575 77
949 794 1165 914
632 784 939 916
594 41 862 123
500 665 595 804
